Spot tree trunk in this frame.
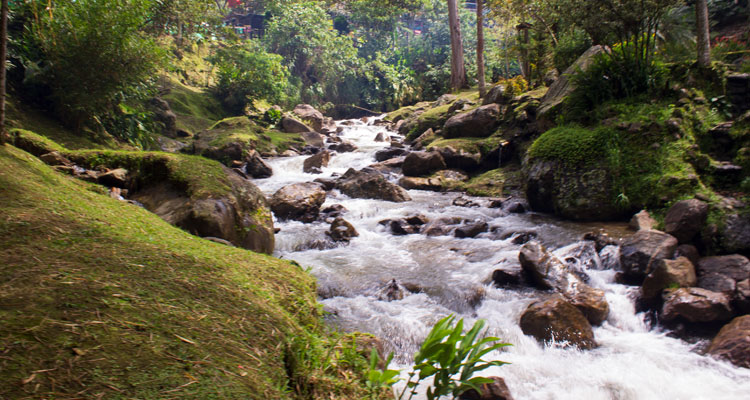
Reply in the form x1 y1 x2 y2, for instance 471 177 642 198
0 0 7 145
477 0 486 97
447 0 467 91
520 27 530 79
696 0 711 67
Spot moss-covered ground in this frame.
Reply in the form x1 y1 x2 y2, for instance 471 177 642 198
0 142 376 399
201 116 305 156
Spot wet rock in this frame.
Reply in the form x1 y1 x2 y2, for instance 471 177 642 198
661 288 734 323
292 104 335 134
443 104 501 139
508 231 538 245
398 176 443 191
583 231 619 252
326 217 358 242
379 218 420 235
641 257 697 301
492 265 525 287
337 168 411 202
375 148 408 162
629 210 657 231
707 315 750 369
328 140 358 153
319 204 347 222
459 376 515 400
599 245 620 271
303 150 331 174
40 151 73 167
378 279 406 301
245 150 273 178
269 182 326 222
313 177 337 191
554 241 600 277
402 151 447 177
454 220 489 238
369 157 405 174
519 242 609 325
696 255 750 296
453 196 480 208
619 230 679 284
664 199 708 243
421 217 464 236
374 132 389 142
300 131 325 148
520 295 597 350
281 149 299 157
737 279 750 314
503 201 526 214
281 115 313 133
674 244 701 266
97 168 129 188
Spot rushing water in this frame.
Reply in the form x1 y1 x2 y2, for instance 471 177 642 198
255 119 750 400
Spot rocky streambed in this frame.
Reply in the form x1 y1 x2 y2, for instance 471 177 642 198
254 118 750 399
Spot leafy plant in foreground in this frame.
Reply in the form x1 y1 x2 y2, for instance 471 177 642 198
367 315 510 400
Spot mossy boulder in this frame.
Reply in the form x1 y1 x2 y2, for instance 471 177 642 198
191 116 304 162
66 149 276 254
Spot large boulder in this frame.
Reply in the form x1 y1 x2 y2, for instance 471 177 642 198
402 151 447 177
281 115 313 133
336 168 411 202
398 176 444 191
619 230 679 284
293 104 335 134
326 217 358 243
482 84 507 105
459 376 515 400
641 257 697 301
707 315 750 368
131 170 274 254
696 255 750 296
520 295 597 350
442 104 501 139
538 45 608 117
375 148 407 162
661 288 734 323
519 242 609 325
269 182 327 222
525 159 621 221
663 199 708 244
303 150 331 174
245 150 273 179
433 146 482 172
300 131 325 148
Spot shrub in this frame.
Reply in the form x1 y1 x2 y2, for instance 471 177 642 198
553 28 592 72
209 41 289 114
24 0 163 128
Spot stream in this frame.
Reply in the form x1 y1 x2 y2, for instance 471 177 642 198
255 118 750 400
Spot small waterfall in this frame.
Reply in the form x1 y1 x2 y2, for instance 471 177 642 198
255 118 750 399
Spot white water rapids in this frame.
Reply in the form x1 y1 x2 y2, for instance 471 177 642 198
255 119 750 400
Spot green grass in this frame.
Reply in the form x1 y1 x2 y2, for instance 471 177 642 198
0 144 375 399
196 116 305 159
161 77 226 135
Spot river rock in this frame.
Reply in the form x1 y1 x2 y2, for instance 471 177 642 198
398 176 443 191
641 257 697 301
519 242 609 325
293 104 335 134
327 217 358 242
412 128 436 148
492 265 525 287
554 241 601 276
661 288 734 323
696 255 750 296
421 217 463 236
40 151 73 167
319 204 347 222
629 210 657 231
443 104 501 139
369 157 405 174
520 295 597 350
714 212 750 255
379 218 419 235
281 115 313 133
328 140 357 153
459 376 515 400
336 168 411 202
674 244 701 266
303 150 331 174
374 132 389 142
582 231 620 252
300 131 325 148
375 148 407 162
378 279 407 301
599 245 621 271
402 151 447 177
245 150 273 178
454 220 489 238
664 199 708 244
269 182 326 222
433 146 482 172
619 230 679 284
707 315 750 368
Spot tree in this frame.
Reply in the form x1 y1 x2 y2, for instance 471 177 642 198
477 0 486 96
695 0 710 67
0 0 6 145
447 0 467 90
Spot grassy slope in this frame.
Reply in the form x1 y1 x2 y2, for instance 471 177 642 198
0 144 369 399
